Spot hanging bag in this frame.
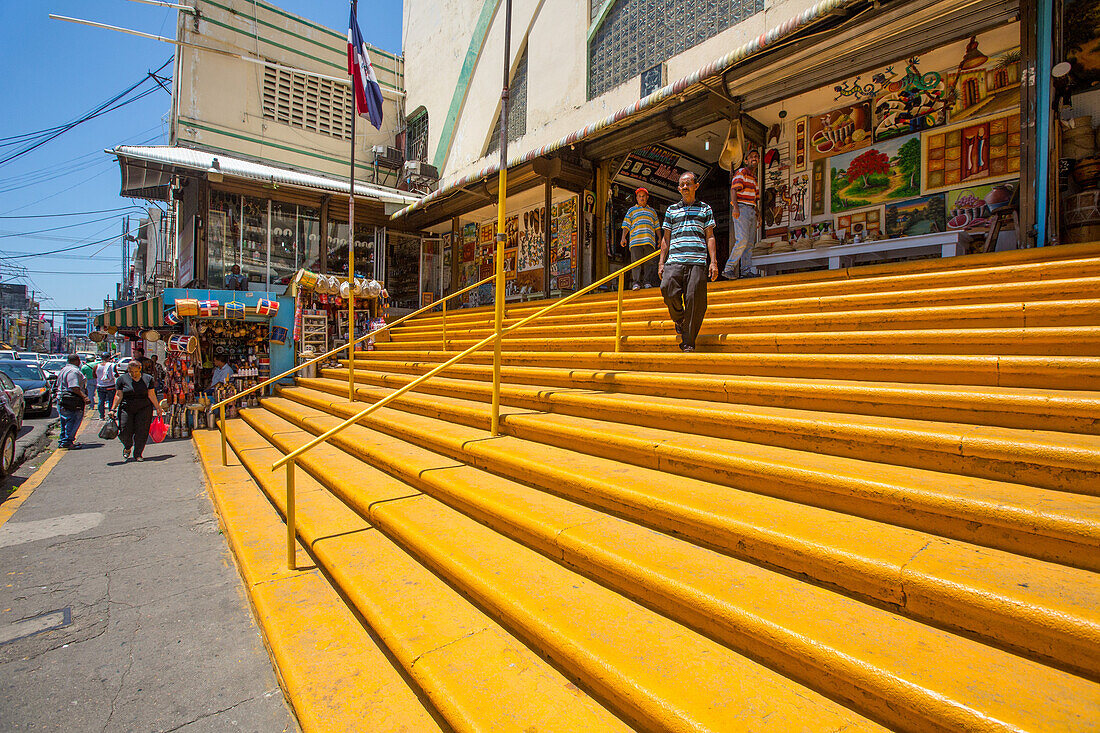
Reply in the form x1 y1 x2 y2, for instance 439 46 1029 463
149 417 169 443
98 416 119 441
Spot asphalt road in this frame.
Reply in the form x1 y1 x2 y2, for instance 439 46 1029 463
0 416 299 732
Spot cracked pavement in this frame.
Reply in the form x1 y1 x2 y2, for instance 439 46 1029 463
0 422 298 732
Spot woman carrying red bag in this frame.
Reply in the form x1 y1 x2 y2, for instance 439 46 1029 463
110 359 162 462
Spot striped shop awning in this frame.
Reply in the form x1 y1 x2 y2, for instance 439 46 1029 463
95 297 163 331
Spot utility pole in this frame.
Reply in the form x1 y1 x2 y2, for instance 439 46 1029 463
122 216 129 300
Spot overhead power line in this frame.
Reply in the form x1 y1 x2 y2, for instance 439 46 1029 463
0 206 144 220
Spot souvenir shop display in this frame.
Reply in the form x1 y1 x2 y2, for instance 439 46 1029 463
291 268 387 363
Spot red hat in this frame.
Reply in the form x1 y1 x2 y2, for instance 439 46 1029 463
635 187 649 195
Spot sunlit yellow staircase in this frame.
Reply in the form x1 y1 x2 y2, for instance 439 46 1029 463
196 243 1100 732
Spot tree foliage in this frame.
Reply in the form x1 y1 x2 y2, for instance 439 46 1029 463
846 149 890 186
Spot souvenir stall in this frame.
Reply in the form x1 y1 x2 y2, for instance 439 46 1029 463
1057 1 1100 245
734 24 1023 274
288 270 387 370
160 288 295 430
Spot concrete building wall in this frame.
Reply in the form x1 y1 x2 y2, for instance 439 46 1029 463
175 0 405 181
403 0 819 182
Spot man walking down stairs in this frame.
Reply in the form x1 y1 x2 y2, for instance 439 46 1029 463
196 242 1100 732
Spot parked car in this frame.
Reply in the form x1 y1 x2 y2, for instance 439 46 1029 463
41 358 67 380
0 350 16 361
78 352 97 364
16 352 42 363
0 360 52 417
0 369 24 428
0 382 20 476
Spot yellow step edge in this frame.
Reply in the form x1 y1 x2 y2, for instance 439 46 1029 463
329 361 1100 434
322 367 1100 484
349 351 1100 390
277 385 1100 572
192 430 445 733
258 394 1100 680
225 419 632 733
373 326 1100 356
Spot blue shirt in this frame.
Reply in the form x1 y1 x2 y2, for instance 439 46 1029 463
662 200 715 265
621 205 659 248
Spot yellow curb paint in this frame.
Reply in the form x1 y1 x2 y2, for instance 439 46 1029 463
0 419 90 529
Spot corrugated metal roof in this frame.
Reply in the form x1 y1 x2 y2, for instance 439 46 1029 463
112 146 422 207
391 0 855 221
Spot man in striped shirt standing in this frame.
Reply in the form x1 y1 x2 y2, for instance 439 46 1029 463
620 187 659 289
659 171 718 353
723 148 760 279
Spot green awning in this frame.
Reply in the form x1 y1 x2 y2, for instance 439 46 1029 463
95 297 163 331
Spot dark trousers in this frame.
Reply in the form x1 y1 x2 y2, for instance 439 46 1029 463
119 405 154 458
660 262 708 348
629 244 657 288
97 387 115 420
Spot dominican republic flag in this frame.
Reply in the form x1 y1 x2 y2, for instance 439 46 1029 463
348 3 384 130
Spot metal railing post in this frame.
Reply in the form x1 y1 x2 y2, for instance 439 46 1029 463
286 460 296 570
219 404 227 465
442 299 447 350
616 269 626 353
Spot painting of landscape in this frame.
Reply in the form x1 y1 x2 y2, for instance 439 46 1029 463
830 133 922 213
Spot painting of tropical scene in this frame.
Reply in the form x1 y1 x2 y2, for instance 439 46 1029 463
830 133 922 213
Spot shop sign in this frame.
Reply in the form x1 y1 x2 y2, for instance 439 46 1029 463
615 144 710 201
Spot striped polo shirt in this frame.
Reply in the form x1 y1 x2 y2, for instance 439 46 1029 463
662 200 715 265
731 166 758 205
621 205 659 248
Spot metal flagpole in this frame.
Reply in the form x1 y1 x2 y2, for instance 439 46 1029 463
347 0 357 402
490 0 512 436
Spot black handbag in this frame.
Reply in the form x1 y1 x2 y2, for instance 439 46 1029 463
98 417 119 440
59 390 84 411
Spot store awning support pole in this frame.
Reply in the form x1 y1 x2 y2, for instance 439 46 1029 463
491 0 512 438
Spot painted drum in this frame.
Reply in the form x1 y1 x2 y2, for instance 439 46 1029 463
175 299 199 316
167 334 198 353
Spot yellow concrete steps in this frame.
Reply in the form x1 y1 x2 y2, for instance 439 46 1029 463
222 419 633 733
237 399 1100 731
372 325 1100 355
351 350 1100 389
396 278 1100 339
386 300 1100 345
191 430 446 733
273 383 1099 573
230 409 890 733
304 372 1100 498
256 391 1100 680
331 361 1100 434
406 245 1100 330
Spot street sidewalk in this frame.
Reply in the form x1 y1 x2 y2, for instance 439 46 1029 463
0 417 298 732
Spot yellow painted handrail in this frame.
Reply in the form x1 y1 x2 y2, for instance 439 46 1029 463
214 273 496 465
271 248 662 470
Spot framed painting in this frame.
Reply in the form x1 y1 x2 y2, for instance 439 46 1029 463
884 194 947 238
921 111 1020 194
830 133 922 213
807 102 872 161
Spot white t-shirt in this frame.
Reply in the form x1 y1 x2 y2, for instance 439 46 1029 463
95 362 117 387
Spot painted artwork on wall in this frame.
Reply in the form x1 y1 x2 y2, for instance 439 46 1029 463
943 42 1021 122
811 159 827 215
884 194 947 238
922 111 1020 194
944 181 1018 229
516 269 544 294
794 116 808 171
872 57 948 142
762 142 791 235
808 102 872 161
830 133 921 213
834 207 883 239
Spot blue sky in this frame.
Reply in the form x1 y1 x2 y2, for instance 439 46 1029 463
0 0 402 313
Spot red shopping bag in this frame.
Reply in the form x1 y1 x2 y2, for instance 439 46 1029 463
149 417 169 443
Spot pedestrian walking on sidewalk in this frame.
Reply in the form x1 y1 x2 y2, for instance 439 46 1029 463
94 353 117 420
659 171 718 353
110 359 161 462
620 186 660 289
80 358 97 411
56 355 91 449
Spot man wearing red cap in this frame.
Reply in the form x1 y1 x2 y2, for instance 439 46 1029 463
620 187 659 289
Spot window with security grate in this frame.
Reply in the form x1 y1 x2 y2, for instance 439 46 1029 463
487 46 528 156
588 0 764 100
406 109 429 161
262 63 354 141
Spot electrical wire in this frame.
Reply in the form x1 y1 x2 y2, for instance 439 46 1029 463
0 213 125 239
0 206 144 220
0 58 171 166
